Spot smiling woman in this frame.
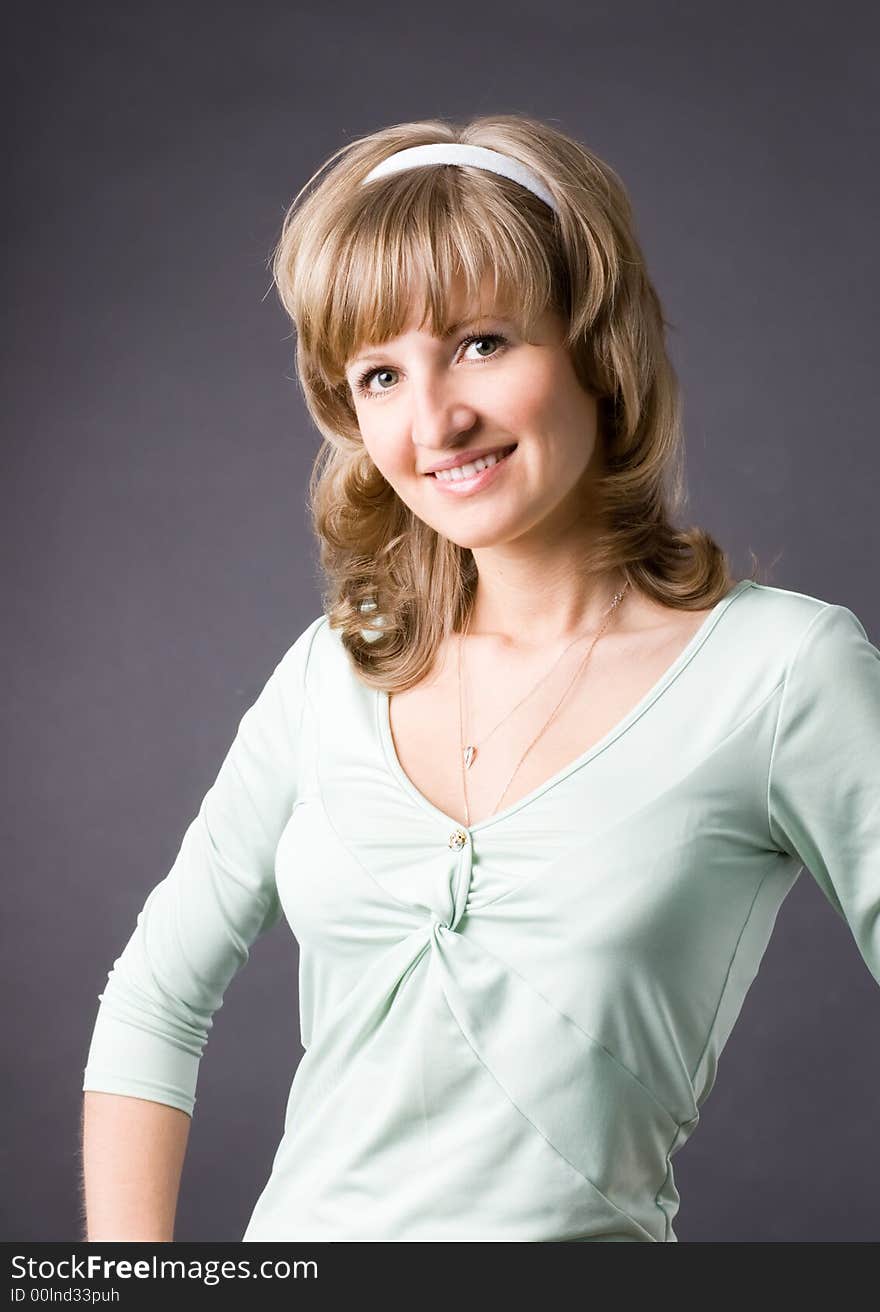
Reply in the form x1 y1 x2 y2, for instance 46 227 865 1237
268 114 751 691
342 280 612 545
81 113 880 1245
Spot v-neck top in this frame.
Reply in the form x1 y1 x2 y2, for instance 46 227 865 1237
81 579 880 1241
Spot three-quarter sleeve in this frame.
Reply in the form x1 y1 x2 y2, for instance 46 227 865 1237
767 602 880 988
82 615 322 1117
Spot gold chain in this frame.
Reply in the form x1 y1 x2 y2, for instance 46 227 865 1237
457 580 631 827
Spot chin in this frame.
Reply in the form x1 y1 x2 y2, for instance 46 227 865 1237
441 523 519 550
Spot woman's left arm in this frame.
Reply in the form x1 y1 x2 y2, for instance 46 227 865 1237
767 601 880 987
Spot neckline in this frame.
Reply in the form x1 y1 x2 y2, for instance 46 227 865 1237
376 578 754 835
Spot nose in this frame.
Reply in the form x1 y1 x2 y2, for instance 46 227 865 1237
410 374 479 450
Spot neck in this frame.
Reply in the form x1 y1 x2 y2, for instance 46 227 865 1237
465 565 628 649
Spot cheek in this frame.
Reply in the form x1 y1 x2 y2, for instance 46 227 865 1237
503 359 573 432
358 423 395 476
543 381 599 458
359 429 416 495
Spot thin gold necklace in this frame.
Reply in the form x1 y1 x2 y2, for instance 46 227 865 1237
457 580 631 826
458 622 608 770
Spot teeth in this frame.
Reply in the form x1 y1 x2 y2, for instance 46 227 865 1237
433 446 514 481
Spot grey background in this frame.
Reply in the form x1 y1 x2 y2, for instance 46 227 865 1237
3 0 878 1242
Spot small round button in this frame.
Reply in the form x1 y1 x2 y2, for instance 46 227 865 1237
448 828 468 850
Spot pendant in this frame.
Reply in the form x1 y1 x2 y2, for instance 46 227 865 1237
463 745 477 770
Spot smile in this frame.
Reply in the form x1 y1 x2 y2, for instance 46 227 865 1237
426 444 517 496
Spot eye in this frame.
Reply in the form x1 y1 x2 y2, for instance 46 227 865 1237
352 331 510 401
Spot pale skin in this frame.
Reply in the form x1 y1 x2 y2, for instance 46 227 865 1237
80 1092 190 1241
345 273 716 827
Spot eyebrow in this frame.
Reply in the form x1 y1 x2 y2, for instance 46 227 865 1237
348 315 502 369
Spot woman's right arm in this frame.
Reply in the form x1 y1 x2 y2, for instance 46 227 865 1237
80 614 324 1241
81 1092 191 1242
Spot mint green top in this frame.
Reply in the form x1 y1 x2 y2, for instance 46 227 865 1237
82 579 880 1241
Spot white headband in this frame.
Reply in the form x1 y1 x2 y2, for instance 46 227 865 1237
360 142 558 214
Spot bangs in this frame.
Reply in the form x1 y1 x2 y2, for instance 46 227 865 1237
295 167 567 389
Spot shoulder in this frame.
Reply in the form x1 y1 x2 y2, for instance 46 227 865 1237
728 580 874 664
268 612 330 702
275 610 380 714
738 585 879 738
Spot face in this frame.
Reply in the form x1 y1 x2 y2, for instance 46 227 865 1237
343 277 604 552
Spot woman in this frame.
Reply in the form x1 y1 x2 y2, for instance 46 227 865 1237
81 114 880 1242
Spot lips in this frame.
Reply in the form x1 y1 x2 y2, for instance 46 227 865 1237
424 443 517 476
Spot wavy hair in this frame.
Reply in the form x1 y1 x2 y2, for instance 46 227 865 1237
269 113 763 690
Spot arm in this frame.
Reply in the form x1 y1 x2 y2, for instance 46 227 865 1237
80 615 323 1239
767 601 880 985
81 1092 190 1241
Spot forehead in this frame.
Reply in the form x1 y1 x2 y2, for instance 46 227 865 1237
348 312 514 367
346 276 523 368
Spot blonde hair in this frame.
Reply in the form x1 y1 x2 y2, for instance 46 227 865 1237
270 113 762 690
